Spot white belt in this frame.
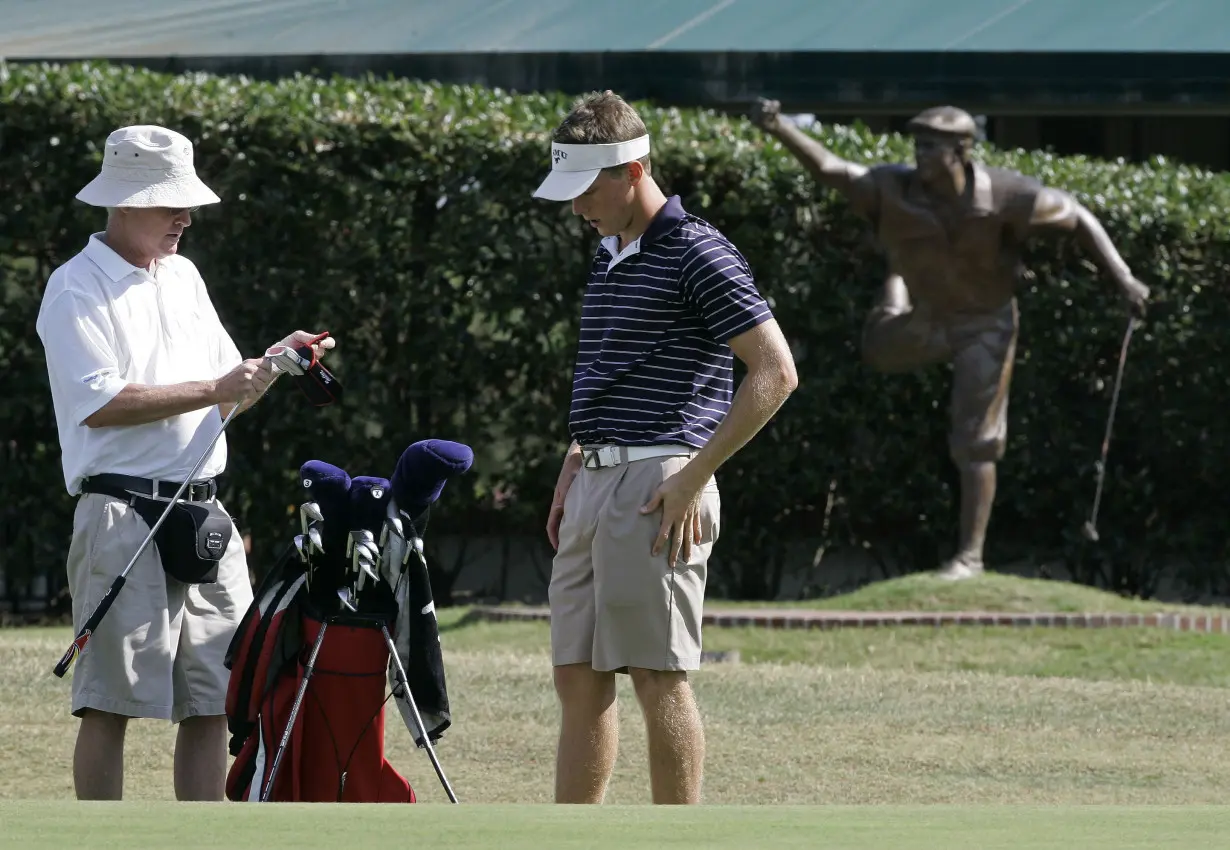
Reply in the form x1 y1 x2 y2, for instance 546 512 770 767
580 443 695 470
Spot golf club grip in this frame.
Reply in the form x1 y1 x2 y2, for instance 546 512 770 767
52 575 126 678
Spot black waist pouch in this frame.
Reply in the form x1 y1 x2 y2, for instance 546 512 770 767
134 496 233 584
82 482 232 584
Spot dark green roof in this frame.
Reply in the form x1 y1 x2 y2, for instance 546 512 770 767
2 0 1227 56
4 1 1228 111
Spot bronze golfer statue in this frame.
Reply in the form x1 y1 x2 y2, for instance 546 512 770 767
751 100 1150 580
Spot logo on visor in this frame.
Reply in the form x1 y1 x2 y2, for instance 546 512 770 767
552 147 568 166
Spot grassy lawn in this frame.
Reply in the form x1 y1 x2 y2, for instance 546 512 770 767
2 574 1228 847
484 572 1230 616
0 801 1225 849
710 572 1230 614
455 573 1230 686
446 613 1230 688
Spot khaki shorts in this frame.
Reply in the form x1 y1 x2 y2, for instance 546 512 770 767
549 451 721 673
66 492 254 722
862 298 1019 463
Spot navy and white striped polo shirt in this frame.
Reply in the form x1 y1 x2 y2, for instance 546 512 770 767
568 195 774 449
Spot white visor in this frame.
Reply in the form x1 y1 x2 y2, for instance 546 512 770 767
532 135 651 201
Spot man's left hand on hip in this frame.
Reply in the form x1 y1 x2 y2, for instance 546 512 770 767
640 463 709 568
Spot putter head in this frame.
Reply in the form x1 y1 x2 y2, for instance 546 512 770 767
1081 521 1100 542
267 343 313 374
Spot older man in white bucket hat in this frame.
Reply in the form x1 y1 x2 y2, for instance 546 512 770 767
35 124 335 801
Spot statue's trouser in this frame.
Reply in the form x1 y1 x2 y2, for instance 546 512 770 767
861 293 1019 569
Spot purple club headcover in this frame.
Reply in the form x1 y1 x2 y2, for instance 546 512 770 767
348 475 393 536
299 459 352 559
300 460 351 500
391 439 474 519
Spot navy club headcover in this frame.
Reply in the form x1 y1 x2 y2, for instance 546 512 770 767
301 460 351 507
348 476 393 536
299 459 352 577
390 440 475 522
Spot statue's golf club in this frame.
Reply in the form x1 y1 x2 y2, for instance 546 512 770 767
1083 316 1139 543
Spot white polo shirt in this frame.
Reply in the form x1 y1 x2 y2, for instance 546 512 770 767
36 233 244 495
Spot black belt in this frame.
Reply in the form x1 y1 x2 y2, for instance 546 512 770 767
81 473 217 503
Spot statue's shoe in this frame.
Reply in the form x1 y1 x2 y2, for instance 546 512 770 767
935 556 984 581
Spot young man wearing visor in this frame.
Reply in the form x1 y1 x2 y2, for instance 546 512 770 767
533 91 798 805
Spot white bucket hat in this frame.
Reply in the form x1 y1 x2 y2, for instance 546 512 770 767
532 134 651 201
76 125 221 208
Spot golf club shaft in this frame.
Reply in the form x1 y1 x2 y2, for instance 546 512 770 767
382 623 458 803
53 402 243 678
1086 316 1137 534
261 616 330 802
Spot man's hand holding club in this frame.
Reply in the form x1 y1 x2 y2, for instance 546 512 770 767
213 330 337 417
214 358 276 417
264 330 344 407
266 330 336 376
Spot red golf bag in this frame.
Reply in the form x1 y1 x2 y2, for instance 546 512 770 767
225 453 458 804
223 543 447 803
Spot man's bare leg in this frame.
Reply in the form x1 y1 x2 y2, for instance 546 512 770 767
74 709 128 800
174 715 228 801
629 668 704 804
553 663 619 803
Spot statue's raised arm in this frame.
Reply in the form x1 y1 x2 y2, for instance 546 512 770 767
750 97 880 220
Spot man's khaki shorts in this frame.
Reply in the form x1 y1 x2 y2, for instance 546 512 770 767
549 451 721 673
66 492 254 722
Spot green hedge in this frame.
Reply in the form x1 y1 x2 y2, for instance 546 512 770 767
3 60 1229 604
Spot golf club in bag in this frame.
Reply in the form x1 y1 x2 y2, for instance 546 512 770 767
335 474 457 803
223 440 472 804
52 335 342 679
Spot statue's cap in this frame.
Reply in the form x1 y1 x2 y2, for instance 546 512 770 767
907 106 978 140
